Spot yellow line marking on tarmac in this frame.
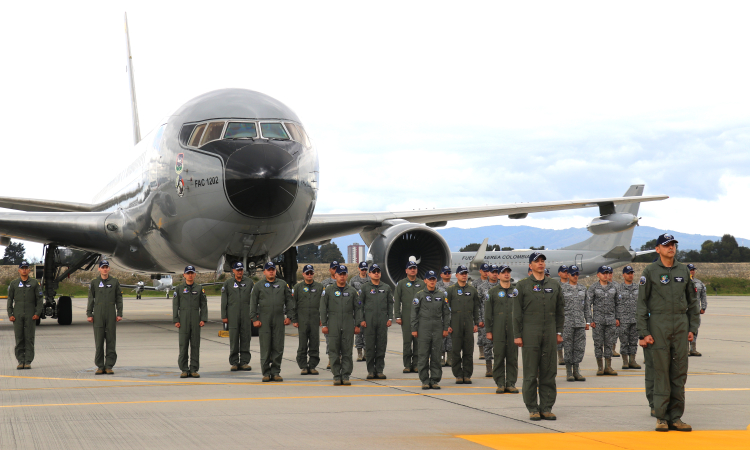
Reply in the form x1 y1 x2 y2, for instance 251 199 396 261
458 430 750 450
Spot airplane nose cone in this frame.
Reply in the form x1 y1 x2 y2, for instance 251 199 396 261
224 143 298 218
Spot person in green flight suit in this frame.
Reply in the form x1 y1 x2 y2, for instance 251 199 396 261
411 270 451 390
485 264 519 394
321 264 362 386
292 264 323 375
250 261 296 382
513 252 564 421
7 260 43 370
393 261 424 373
221 261 254 372
445 265 481 384
86 259 123 375
358 263 394 379
173 265 208 378
637 233 700 432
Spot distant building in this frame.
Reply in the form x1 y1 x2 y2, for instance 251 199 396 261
347 243 366 265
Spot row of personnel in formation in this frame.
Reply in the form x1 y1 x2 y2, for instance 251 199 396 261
5 233 703 431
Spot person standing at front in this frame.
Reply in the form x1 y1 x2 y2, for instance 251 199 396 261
87 260 123 375
7 261 43 370
513 252 564 421
173 265 207 378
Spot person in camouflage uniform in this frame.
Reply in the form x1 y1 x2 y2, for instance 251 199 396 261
436 266 454 366
687 264 706 356
556 265 569 365
561 265 589 382
350 261 370 362
588 266 620 376
606 267 622 358
321 260 339 369
478 265 500 376
617 265 641 370
473 263 490 360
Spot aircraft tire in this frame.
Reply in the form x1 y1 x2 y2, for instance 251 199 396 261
57 296 73 325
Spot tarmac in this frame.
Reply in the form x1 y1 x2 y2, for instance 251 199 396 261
1 295 748 449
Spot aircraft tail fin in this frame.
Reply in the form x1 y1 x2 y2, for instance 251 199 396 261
125 13 141 145
562 185 644 251
468 237 489 273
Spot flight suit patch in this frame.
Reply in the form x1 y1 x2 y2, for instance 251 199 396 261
675 277 685 282
343 292 350 297
426 296 432 302
533 285 541 292
264 283 271 288
370 289 376 294
510 289 518 297
183 288 189 293
406 282 412 288
464 292 471 296
544 288 553 293
272 284 279 288
311 289 317 293
457 289 463 295
335 291 341 297
303 287 309 292
413 298 419 305
378 289 384 293
499 291 506 298
99 282 104 288
660 275 670 284
640 276 647 285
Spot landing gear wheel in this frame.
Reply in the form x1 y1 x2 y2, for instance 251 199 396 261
136 294 142 299
57 296 72 325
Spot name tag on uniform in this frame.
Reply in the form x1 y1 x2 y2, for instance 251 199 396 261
343 292 350 297
464 292 471 296
675 277 685 283
106 284 112 288
241 283 246 287
414 284 421 287
310 289 317 292
436 297 443 301
544 288 553 293
379 289 384 293
192 291 198 295
273 284 279 288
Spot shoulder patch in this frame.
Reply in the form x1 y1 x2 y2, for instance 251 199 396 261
413 297 419 305
639 276 646 285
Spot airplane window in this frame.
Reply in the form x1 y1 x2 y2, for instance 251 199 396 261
224 122 258 139
260 123 289 140
188 123 206 147
284 122 303 143
179 124 196 146
200 121 225 146
297 125 312 148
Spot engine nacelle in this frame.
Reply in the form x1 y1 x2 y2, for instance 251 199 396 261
586 213 639 235
367 223 451 287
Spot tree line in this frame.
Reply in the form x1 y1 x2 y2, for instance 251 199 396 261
459 243 544 252
633 234 750 263
297 243 346 264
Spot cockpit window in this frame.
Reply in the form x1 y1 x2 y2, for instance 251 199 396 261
200 121 225 146
284 122 303 143
298 124 312 148
224 122 257 139
188 123 206 147
260 123 289 140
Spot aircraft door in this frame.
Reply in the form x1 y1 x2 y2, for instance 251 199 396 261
575 254 583 271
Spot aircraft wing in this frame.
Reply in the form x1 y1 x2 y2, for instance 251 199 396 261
296 194 668 245
121 284 160 291
0 196 94 213
0 210 116 254
635 249 657 257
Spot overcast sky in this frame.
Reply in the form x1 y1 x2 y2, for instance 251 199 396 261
1 1 748 261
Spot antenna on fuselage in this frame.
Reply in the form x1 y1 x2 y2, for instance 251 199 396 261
125 12 141 145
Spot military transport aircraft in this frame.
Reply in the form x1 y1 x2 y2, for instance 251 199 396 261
0 15 667 325
455 185 657 281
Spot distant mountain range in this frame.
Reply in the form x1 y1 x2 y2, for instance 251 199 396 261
331 225 746 261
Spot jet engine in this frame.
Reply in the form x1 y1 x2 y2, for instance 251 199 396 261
586 213 639 235
366 222 451 287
